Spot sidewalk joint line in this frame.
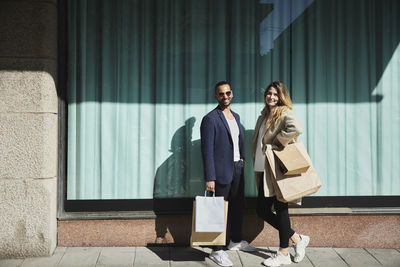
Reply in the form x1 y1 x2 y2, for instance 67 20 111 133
168 247 171 267
363 248 383 266
333 248 351 267
56 247 67 266
305 253 315 267
237 250 244 267
94 247 102 266
132 247 136 267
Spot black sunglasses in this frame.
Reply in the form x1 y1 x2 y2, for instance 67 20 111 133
218 91 232 97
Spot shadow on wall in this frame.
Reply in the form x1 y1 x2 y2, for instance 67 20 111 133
153 117 204 198
152 117 262 245
153 118 257 198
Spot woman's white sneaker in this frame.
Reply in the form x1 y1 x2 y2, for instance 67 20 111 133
263 251 291 266
209 250 233 267
293 234 310 263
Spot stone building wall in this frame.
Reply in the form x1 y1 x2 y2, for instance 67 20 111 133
0 0 58 258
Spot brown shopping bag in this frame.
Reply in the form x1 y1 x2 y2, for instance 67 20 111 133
273 142 310 175
190 200 228 246
266 145 322 203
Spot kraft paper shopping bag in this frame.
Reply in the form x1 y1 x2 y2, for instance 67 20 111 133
190 199 228 246
266 145 322 203
273 142 310 175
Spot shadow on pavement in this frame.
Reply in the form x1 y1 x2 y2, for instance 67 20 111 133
147 246 208 262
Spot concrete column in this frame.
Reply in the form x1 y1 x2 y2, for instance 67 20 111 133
0 0 58 258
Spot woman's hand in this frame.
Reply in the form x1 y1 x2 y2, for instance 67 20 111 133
272 137 283 149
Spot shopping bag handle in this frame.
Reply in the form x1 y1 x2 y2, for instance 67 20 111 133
204 190 216 197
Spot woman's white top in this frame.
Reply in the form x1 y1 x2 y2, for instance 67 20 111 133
227 118 240 161
254 118 266 172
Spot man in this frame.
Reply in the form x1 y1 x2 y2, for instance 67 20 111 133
200 81 256 267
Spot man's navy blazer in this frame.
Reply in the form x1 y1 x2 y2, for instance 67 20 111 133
200 107 245 185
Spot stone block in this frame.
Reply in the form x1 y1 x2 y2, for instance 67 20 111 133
57 247 102 267
0 178 57 259
20 247 67 267
134 247 169 267
96 247 135 267
0 1 57 59
334 248 382 266
0 113 57 179
0 71 57 113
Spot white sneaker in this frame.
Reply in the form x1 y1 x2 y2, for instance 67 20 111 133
227 240 257 252
209 250 233 267
293 234 310 263
263 251 292 266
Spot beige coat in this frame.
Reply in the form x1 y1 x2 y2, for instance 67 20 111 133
251 108 303 197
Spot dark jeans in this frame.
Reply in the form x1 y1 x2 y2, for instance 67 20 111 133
213 160 245 251
256 181 295 248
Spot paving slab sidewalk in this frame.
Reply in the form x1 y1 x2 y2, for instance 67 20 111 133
1 247 400 267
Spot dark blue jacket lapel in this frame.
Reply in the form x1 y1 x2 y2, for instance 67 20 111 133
216 108 232 140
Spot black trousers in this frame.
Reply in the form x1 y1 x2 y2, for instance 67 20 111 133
256 180 295 248
213 160 245 250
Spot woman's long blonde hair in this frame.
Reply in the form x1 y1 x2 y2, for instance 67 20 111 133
262 81 293 129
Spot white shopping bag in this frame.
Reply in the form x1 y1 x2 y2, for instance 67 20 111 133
195 191 225 233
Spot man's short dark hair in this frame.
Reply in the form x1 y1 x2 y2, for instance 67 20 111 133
214 81 230 93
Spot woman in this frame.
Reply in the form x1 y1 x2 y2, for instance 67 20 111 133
252 81 310 267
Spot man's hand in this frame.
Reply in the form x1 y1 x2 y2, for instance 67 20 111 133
205 181 215 192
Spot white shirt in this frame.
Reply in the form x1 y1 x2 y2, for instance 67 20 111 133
254 118 266 172
227 118 240 161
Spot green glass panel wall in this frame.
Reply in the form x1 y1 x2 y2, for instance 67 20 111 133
67 0 400 200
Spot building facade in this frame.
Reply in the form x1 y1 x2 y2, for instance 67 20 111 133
1 0 399 258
